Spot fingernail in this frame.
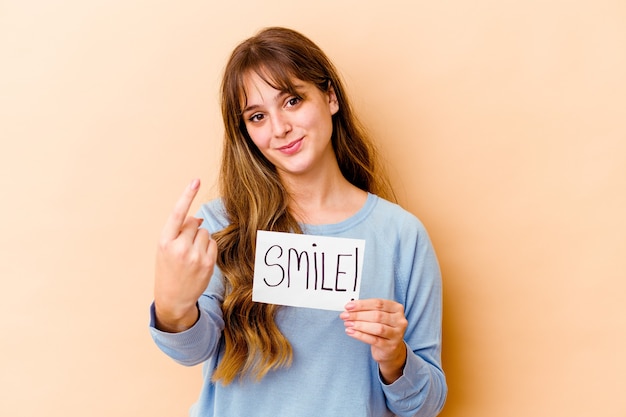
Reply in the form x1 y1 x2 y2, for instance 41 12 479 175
190 178 200 190
339 311 349 319
345 302 355 310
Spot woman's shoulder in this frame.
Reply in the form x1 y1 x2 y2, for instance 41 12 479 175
196 197 229 232
370 194 426 231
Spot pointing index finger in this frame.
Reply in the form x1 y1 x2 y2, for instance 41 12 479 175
161 178 201 240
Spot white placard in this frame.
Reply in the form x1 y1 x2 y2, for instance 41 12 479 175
252 230 365 311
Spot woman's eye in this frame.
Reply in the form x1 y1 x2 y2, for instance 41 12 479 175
286 97 301 107
249 113 264 122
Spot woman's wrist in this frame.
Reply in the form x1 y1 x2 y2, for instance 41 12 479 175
154 302 199 333
378 346 407 384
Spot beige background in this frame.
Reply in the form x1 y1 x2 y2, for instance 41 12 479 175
1 1 625 416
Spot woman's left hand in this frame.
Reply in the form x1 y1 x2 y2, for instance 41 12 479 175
340 299 408 384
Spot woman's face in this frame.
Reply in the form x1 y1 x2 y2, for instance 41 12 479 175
241 71 339 182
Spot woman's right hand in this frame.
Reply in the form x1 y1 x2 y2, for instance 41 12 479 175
153 179 217 333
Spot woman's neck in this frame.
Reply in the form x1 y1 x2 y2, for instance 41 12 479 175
283 172 368 225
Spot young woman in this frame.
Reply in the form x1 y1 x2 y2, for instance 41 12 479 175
151 27 447 417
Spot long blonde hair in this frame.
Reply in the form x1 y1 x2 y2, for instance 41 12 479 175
211 27 394 384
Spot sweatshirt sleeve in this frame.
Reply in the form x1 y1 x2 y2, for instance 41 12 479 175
381 215 447 417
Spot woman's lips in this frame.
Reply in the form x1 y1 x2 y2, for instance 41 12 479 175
278 138 303 155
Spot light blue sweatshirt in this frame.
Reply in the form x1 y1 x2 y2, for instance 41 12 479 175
150 193 447 416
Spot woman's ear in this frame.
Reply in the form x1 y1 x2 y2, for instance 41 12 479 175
327 82 339 115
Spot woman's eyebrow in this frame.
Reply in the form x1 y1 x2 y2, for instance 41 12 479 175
242 87 302 115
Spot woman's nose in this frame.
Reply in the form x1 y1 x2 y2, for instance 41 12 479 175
271 112 292 138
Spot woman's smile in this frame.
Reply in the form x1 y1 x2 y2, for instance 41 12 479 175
278 138 304 155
